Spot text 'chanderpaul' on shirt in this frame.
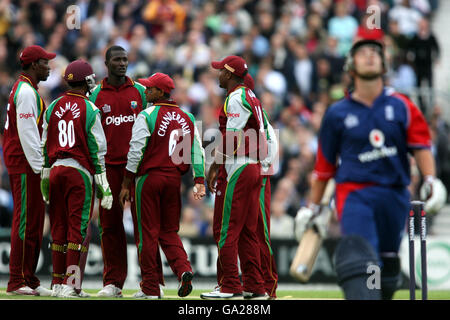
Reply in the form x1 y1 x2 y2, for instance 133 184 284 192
125 100 205 184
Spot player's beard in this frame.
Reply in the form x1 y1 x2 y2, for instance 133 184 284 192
354 69 383 81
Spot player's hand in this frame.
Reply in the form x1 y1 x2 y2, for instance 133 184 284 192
207 162 219 193
193 183 206 200
40 167 51 204
295 206 315 241
94 172 113 210
295 204 329 241
420 176 447 214
119 187 130 209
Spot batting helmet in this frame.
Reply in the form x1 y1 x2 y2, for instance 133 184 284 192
344 39 386 73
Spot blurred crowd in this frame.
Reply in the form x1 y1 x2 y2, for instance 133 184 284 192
0 0 448 240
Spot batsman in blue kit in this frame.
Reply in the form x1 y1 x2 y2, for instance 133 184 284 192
295 39 447 300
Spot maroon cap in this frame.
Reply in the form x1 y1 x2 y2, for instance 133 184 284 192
64 59 94 82
20 45 56 66
244 74 255 90
138 73 175 94
211 55 248 78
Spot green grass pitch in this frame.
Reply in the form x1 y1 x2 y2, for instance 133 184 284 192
1 288 450 300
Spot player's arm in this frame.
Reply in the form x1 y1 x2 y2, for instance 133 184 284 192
402 94 447 214
308 108 339 207
86 106 107 174
308 177 330 206
40 107 51 203
207 93 251 192
16 84 43 174
260 110 278 173
187 113 206 200
120 111 152 207
86 101 112 209
413 148 435 177
295 108 339 241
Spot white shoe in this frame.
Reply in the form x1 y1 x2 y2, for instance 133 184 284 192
60 284 79 298
78 289 90 298
200 288 242 300
6 286 38 296
51 284 62 297
35 286 52 297
133 289 160 299
160 285 164 298
243 291 269 300
97 284 123 298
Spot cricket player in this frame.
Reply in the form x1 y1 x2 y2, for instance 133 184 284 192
3 45 55 296
295 39 447 300
201 56 268 299
88 46 147 297
244 74 279 299
41 59 112 298
119 72 206 299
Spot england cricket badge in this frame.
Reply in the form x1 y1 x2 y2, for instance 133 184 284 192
131 101 137 109
102 104 111 113
369 129 385 148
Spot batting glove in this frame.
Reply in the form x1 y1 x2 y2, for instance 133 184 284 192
40 168 51 204
94 172 113 210
295 203 331 241
420 175 447 215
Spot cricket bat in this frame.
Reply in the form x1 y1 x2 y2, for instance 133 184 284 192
289 179 335 283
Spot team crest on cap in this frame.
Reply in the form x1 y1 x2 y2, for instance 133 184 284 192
68 73 73 80
369 129 385 148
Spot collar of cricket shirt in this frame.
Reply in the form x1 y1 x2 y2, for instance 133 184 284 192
152 99 178 107
19 72 39 90
101 76 134 91
227 83 246 96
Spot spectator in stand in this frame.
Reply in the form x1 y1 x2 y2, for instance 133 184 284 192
407 17 440 113
328 0 359 57
388 0 422 37
387 19 410 56
210 24 241 60
270 201 295 239
142 0 186 37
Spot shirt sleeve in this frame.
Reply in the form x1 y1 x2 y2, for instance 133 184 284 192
16 84 43 173
126 112 151 174
188 114 205 184
261 112 278 170
218 91 252 157
41 108 50 168
225 92 252 131
313 108 339 180
395 93 432 150
86 102 107 174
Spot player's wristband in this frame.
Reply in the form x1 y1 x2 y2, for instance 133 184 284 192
194 177 205 184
